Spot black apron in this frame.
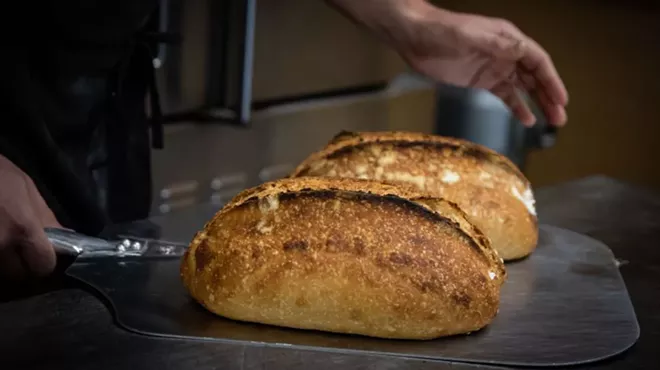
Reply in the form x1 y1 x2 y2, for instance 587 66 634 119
0 0 162 236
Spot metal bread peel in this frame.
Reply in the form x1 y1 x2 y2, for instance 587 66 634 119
45 227 187 260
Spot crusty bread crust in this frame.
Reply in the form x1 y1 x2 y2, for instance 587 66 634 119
289 131 538 261
292 130 528 184
181 177 505 340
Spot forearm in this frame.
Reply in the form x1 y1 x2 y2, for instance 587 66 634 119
324 0 450 49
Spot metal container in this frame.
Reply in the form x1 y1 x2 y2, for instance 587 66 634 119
433 84 557 171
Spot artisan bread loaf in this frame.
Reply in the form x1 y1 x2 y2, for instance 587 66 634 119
181 177 505 340
290 131 538 261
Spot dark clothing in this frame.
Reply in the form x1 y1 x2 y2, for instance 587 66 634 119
0 1 160 236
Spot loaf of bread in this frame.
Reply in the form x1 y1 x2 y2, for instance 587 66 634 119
181 177 505 340
289 131 538 261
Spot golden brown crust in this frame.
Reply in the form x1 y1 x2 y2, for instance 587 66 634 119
291 130 529 184
289 131 538 261
413 196 506 279
181 177 505 340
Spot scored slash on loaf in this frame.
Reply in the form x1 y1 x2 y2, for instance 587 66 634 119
289 131 539 261
181 177 506 340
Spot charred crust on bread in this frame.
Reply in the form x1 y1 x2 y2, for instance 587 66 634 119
451 291 473 308
224 180 502 275
182 176 505 339
317 139 526 184
412 196 506 280
328 130 361 144
291 131 528 186
194 239 214 272
324 233 368 256
237 189 447 225
288 132 537 262
415 197 492 245
283 239 309 251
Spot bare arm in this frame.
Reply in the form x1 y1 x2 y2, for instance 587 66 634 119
324 0 568 126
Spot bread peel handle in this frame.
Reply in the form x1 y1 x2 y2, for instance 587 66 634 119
44 227 187 260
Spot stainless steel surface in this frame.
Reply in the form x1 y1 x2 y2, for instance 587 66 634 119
150 74 436 216
239 0 256 123
433 84 557 170
65 222 639 367
46 228 124 258
47 228 187 260
149 0 436 215
155 0 404 111
152 0 406 128
153 0 170 69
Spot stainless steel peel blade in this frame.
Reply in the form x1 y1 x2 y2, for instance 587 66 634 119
45 227 187 260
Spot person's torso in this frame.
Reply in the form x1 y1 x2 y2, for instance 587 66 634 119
0 0 160 235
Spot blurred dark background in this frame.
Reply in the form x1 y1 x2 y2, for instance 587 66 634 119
149 0 660 216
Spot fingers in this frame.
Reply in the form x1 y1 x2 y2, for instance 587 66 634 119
0 155 59 280
2 207 58 279
0 246 27 281
519 70 567 126
497 37 567 126
519 38 569 107
8 182 58 277
535 87 568 127
0 224 30 281
6 172 59 277
490 80 536 127
16 225 57 277
480 19 569 122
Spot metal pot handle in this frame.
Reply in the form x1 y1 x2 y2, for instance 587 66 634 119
524 94 559 150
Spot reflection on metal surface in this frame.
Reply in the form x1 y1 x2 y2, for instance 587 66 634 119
116 240 139 254
250 72 431 119
65 224 639 367
148 0 430 216
210 173 248 190
152 0 170 69
158 245 177 256
210 188 244 206
45 228 173 259
150 75 437 216
160 180 199 199
158 196 197 214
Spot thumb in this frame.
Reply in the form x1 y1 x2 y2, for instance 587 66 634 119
16 224 57 277
23 183 60 276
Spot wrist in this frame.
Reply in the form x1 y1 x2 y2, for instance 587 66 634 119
326 0 433 45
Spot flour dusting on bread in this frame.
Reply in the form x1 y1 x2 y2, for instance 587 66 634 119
289 130 539 261
511 185 536 216
181 177 506 340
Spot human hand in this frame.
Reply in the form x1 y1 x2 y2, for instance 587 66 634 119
326 0 568 127
0 154 61 280
395 3 568 127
